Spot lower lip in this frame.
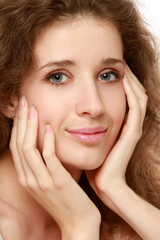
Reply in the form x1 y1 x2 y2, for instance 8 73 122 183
67 132 106 144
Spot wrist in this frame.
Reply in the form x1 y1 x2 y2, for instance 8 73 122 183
61 210 101 240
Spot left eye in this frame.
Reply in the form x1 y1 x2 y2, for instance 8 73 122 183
98 71 119 82
47 72 68 85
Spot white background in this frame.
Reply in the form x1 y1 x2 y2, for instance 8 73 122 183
136 0 160 39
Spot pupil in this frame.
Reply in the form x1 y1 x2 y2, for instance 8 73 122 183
103 73 110 80
54 74 62 82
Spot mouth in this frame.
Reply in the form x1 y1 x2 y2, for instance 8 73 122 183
66 126 107 144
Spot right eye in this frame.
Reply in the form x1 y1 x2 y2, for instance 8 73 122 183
46 71 69 85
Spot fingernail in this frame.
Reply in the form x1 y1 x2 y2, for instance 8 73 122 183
11 113 17 119
19 96 25 110
28 106 35 119
124 75 129 83
45 124 52 133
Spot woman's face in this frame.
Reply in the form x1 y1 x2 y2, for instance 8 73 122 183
21 17 126 171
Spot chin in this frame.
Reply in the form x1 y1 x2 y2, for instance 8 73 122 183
56 147 107 171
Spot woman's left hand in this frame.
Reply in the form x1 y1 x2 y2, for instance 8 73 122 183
86 64 147 202
86 65 160 240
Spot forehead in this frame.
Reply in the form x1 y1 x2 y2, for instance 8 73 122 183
34 17 123 66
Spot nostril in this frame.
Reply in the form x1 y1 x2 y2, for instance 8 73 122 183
75 85 105 117
82 112 90 115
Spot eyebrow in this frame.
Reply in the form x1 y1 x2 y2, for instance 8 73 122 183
38 60 76 71
101 58 124 66
38 57 124 71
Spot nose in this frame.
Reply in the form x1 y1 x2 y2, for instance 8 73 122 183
75 80 105 118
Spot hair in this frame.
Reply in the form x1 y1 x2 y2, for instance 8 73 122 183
0 0 160 238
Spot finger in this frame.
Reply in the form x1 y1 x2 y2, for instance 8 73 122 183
103 76 146 175
17 96 28 145
22 106 52 187
16 96 36 184
125 68 148 126
123 76 142 138
125 64 146 93
43 125 68 179
9 115 26 181
129 78 147 126
125 65 146 98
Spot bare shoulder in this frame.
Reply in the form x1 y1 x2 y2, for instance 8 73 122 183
0 149 32 210
0 151 31 239
0 150 18 228
0 198 30 240
0 150 30 216
0 150 20 202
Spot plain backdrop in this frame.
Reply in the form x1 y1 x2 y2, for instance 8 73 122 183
136 0 160 39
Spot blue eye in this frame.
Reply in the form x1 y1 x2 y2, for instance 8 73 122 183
98 71 119 82
47 72 69 85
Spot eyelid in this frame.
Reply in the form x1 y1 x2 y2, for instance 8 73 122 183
46 69 73 80
98 68 121 81
98 68 120 76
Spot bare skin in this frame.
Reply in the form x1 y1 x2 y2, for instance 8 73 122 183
0 17 160 240
1 66 160 240
0 151 61 240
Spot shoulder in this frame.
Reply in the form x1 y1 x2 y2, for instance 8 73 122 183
0 150 19 225
0 150 20 203
0 198 30 240
0 150 30 216
0 151 31 239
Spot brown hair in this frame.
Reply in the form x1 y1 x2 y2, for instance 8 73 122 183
0 0 160 238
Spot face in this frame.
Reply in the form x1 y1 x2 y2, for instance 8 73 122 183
21 17 126 172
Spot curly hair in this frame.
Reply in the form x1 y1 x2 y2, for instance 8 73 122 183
0 0 160 238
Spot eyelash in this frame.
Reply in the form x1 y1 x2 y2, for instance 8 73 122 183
46 70 71 86
98 70 120 83
45 69 121 86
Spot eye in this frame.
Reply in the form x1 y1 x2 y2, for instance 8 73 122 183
46 71 69 85
98 70 120 82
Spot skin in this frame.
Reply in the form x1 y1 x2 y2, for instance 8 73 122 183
1 16 160 240
20 17 126 176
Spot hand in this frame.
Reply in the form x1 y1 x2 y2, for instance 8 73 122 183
9 98 101 240
85 66 160 240
85 64 148 208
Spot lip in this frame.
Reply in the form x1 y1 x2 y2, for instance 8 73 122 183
66 126 107 144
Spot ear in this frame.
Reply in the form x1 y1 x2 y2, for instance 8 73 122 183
3 97 19 119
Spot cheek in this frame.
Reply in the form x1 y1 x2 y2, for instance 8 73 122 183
22 84 75 154
24 93 67 153
103 84 126 126
36 105 65 153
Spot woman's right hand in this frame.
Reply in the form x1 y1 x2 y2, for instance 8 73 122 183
9 97 101 240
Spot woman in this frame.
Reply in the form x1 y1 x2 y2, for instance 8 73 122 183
0 0 160 239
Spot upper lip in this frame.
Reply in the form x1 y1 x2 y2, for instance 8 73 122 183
66 126 107 134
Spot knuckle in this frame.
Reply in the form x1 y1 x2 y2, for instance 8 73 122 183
139 129 143 139
53 173 70 190
22 143 31 154
144 93 148 101
26 177 37 191
132 129 142 143
42 150 52 161
141 93 148 106
95 180 105 194
144 95 148 106
18 176 27 188
16 138 21 146
39 178 53 191
9 141 15 152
